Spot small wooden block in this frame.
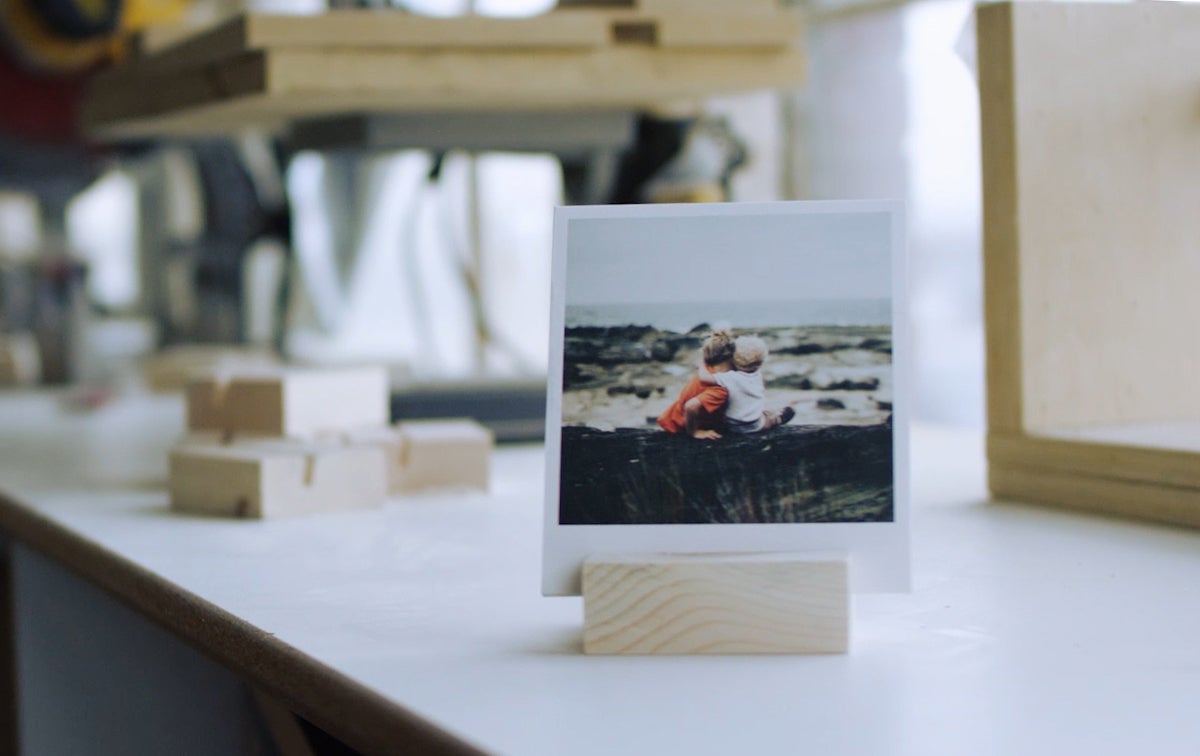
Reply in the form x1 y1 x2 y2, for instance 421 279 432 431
393 419 493 494
142 344 279 393
168 438 387 519
0 333 39 387
186 366 388 438
582 553 848 655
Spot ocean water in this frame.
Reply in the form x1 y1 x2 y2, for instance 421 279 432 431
566 299 890 332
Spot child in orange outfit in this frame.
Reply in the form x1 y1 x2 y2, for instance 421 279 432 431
658 330 736 439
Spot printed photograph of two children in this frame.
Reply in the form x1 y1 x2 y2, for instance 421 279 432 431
552 203 898 527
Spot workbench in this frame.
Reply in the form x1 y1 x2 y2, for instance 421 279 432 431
0 391 1197 754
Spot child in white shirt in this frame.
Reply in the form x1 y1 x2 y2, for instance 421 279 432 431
698 335 794 434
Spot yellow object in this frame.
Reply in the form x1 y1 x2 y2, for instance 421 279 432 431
123 0 189 30
0 0 189 73
0 0 119 72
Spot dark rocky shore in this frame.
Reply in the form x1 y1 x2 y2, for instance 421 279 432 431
558 420 893 525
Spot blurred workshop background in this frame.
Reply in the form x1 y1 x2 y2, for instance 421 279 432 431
0 0 983 430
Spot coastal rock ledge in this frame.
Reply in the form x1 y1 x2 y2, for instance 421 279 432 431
558 421 893 525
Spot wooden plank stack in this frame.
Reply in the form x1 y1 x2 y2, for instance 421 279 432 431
977 2 1200 528
83 1 804 138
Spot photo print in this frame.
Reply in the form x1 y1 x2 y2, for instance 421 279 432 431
543 201 909 595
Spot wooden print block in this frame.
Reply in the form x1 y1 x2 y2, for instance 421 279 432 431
582 553 848 655
392 419 494 494
186 366 388 438
168 438 387 519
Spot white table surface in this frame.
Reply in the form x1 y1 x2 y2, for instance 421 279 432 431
0 391 1197 755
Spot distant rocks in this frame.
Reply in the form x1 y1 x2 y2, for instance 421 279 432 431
565 326 700 369
767 375 815 390
817 398 846 410
823 377 880 391
606 384 662 399
765 374 879 392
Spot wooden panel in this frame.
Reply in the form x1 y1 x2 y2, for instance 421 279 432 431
978 3 1200 431
582 553 848 654
976 2 1022 434
989 461 1200 529
168 439 388 519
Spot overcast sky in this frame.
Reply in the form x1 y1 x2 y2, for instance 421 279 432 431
565 210 893 306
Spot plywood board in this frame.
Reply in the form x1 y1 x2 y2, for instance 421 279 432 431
127 10 609 76
989 460 1200 530
116 7 799 80
168 439 388 519
989 430 1200 491
83 45 805 138
582 553 848 654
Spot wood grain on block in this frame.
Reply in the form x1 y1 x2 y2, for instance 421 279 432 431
168 438 387 519
392 419 493 494
186 366 388 437
582 553 848 654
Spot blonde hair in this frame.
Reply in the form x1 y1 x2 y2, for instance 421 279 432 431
733 336 767 372
702 329 736 366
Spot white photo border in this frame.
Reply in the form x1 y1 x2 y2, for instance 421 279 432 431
542 200 909 596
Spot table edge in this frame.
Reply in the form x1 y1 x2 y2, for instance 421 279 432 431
0 488 488 756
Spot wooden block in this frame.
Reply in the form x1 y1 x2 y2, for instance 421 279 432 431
340 419 492 494
394 419 493 494
168 438 387 519
186 366 388 438
582 553 848 654
0 333 39 387
141 344 279 393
